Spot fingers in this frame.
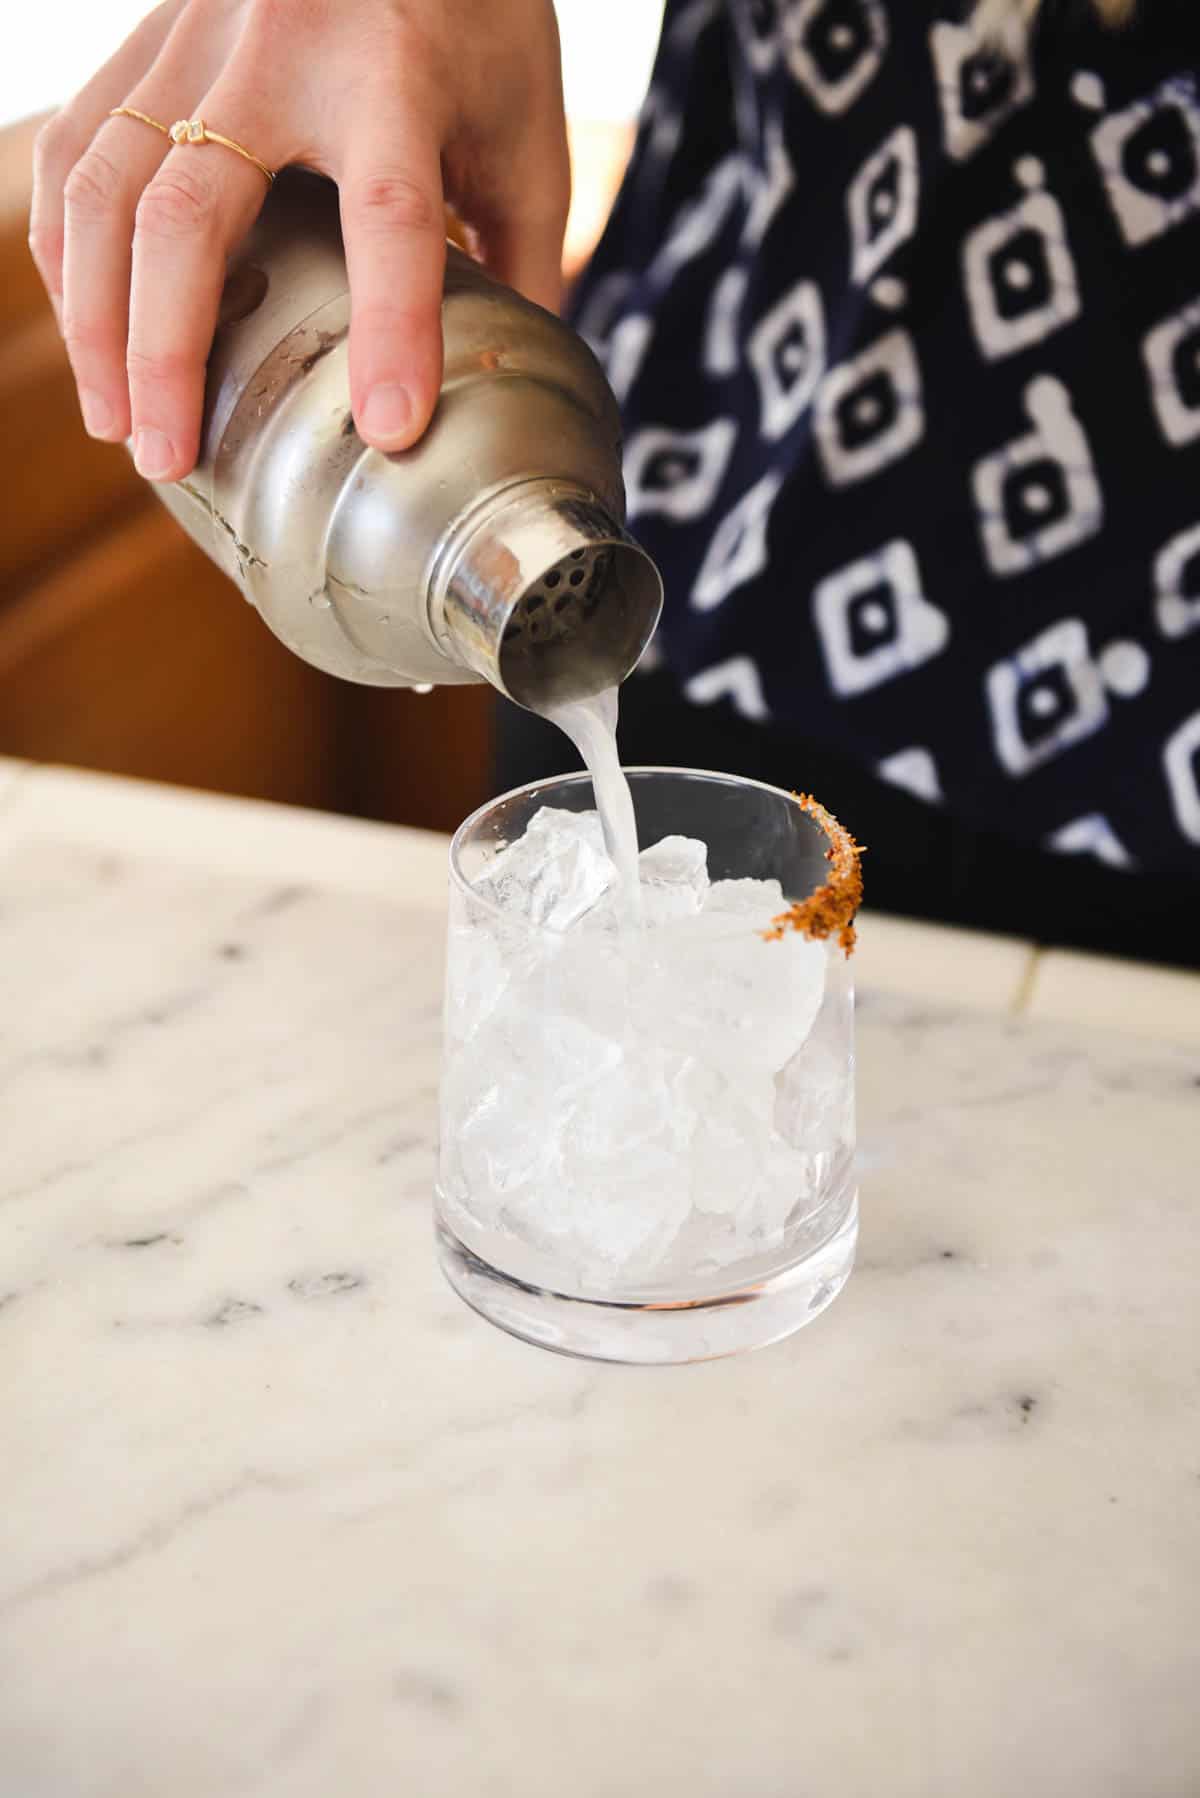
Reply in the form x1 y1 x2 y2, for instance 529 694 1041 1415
28 0 180 338
35 0 570 477
126 101 280 480
452 29 570 317
469 167 571 319
339 118 447 453
61 116 172 442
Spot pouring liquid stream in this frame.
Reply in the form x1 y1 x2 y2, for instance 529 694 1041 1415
543 687 642 924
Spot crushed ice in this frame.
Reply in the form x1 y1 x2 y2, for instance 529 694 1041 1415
445 807 841 1279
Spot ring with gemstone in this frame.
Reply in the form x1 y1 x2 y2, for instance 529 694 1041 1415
109 107 274 184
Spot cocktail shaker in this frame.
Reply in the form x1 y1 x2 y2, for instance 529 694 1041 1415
151 169 662 708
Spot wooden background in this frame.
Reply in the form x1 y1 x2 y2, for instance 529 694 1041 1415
0 115 630 832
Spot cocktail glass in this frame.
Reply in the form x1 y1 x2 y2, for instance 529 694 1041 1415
436 768 861 1363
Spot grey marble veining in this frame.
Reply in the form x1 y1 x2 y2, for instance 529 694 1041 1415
1 767 1198 1798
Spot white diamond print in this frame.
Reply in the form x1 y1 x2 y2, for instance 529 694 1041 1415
736 0 782 74
691 471 785 612
813 539 949 696
705 266 751 377
684 656 770 720
1143 299 1200 447
971 377 1103 576
605 314 654 405
877 746 943 803
1154 522 1200 639
740 114 795 248
782 0 888 116
648 156 744 291
930 14 1033 162
813 329 924 486
962 187 1080 360
1091 78 1200 248
984 618 1109 777
748 279 827 440
1163 710 1200 844
847 126 919 285
1045 814 1135 869
624 419 738 523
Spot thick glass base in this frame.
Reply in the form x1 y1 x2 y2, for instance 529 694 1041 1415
434 1196 858 1364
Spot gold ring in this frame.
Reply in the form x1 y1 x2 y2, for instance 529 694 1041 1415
108 107 274 184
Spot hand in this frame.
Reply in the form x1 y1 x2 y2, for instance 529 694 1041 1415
28 0 571 479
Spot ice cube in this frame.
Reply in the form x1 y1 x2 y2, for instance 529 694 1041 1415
474 806 615 931
445 1003 625 1215
669 1058 775 1216
451 1070 559 1205
657 1058 811 1267
448 1033 695 1276
556 1047 695 1268
443 922 509 1046
774 989 855 1159
635 908 827 1076
705 876 786 920
637 834 710 922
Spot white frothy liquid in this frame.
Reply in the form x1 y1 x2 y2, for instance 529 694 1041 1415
544 686 641 920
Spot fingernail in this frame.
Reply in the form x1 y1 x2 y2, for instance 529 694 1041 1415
133 427 175 480
361 383 412 445
79 389 113 438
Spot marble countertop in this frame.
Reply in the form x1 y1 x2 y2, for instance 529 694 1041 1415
1 756 1197 1798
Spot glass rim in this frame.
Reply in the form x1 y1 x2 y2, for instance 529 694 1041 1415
448 765 863 949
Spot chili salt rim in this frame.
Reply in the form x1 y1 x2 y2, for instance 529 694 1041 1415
763 792 864 955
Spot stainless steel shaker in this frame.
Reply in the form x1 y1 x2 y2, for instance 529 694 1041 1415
151 169 662 707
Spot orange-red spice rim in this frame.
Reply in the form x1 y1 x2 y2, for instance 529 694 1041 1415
763 792 865 956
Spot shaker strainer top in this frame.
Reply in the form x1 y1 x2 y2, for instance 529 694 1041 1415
433 480 662 708
503 545 614 650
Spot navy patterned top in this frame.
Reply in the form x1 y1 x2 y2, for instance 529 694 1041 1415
572 0 1200 875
